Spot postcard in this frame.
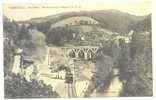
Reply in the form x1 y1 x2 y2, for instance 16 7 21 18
3 0 152 98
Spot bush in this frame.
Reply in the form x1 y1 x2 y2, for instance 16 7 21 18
4 73 59 98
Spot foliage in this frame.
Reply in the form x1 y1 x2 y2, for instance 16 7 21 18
3 17 48 75
47 27 76 46
20 29 47 63
3 17 19 76
134 15 151 32
85 51 114 96
5 73 59 98
120 32 152 96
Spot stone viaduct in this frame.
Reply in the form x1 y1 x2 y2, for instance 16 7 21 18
48 46 99 60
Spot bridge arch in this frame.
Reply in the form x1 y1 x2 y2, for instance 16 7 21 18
78 49 85 59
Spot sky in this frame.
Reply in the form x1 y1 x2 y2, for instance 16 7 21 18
3 0 152 21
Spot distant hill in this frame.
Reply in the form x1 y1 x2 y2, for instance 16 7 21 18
50 16 99 28
23 9 147 33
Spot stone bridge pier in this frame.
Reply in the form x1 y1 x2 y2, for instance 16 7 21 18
72 49 80 58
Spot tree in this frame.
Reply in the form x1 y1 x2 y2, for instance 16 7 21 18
121 32 152 96
85 50 113 97
5 73 59 98
20 29 47 63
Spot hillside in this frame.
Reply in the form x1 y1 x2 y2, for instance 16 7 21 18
47 23 115 46
5 10 151 47
16 10 151 47
23 10 146 33
50 16 99 28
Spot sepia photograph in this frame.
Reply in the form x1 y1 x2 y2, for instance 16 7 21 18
2 0 152 98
